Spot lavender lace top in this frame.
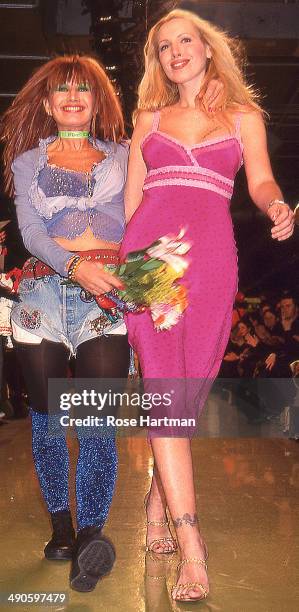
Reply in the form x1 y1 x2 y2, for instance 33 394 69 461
12 136 128 276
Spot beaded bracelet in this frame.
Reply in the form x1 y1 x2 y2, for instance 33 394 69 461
69 257 88 282
67 255 80 278
66 254 79 272
67 255 86 282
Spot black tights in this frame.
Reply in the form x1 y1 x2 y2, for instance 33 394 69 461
14 335 130 413
14 335 130 529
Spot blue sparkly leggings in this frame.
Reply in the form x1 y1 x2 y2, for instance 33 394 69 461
31 411 117 530
15 336 130 531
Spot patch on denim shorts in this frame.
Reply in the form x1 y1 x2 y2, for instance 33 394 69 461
90 314 113 334
20 308 41 330
80 289 94 303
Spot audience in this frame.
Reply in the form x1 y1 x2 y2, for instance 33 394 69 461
221 292 298 379
218 291 298 425
0 224 28 420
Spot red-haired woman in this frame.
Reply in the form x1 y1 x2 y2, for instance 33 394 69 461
1 55 130 592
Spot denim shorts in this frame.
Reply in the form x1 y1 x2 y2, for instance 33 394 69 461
11 274 126 355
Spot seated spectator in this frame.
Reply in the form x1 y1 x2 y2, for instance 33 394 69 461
252 323 291 378
231 291 247 328
222 320 266 423
276 294 299 364
233 319 284 378
219 322 249 378
262 309 284 342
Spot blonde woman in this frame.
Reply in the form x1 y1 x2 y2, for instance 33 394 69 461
120 9 294 603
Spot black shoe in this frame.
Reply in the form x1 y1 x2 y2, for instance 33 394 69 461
70 526 116 592
44 510 75 561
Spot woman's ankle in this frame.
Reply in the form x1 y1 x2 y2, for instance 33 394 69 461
174 524 206 554
146 488 166 513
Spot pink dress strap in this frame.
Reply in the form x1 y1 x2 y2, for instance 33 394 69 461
151 110 161 132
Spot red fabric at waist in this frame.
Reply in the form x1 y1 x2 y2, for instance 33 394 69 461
21 249 120 280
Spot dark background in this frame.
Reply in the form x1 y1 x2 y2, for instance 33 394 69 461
0 0 298 298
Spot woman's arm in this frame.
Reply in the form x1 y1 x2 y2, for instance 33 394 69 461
241 111 294 241
124 111 153 222
12 153 123 294
12 153 73 276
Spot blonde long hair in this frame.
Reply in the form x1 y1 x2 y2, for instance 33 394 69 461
135 9 264 123
1 55 125 196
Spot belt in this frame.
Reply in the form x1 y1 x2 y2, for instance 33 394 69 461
19 249 124 323
21 249 120 280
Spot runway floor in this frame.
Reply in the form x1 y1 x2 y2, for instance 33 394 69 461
1 392 299 612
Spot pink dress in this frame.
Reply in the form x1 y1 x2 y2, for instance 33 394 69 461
120 111 242 428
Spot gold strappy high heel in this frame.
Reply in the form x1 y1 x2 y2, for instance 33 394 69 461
171 547 209 602
144 493 177 554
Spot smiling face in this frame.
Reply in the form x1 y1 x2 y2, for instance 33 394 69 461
157 17 211 87
44 81 95 132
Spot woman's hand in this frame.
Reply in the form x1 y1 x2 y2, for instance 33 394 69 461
74 260 124 295
199 78 224 113
239 348 250 362
267 202 294 241
265 353 277 371
224 351 239 362
245 333 259 348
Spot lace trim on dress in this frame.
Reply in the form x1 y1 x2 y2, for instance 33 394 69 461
143 178 232 199
140 110 244 164
146 165 234 187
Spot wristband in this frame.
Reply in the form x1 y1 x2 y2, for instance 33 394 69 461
66 254 79 272
71 257 87 282
68 255 84 282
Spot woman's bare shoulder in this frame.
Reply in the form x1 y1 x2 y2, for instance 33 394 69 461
232 104 264 121
135 110 156 129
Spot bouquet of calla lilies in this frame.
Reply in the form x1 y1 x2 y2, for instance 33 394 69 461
96 229 192 331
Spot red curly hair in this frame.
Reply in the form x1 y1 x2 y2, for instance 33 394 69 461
1 55 125 196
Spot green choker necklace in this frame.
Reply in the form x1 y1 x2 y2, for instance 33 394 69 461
58 130 89 139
